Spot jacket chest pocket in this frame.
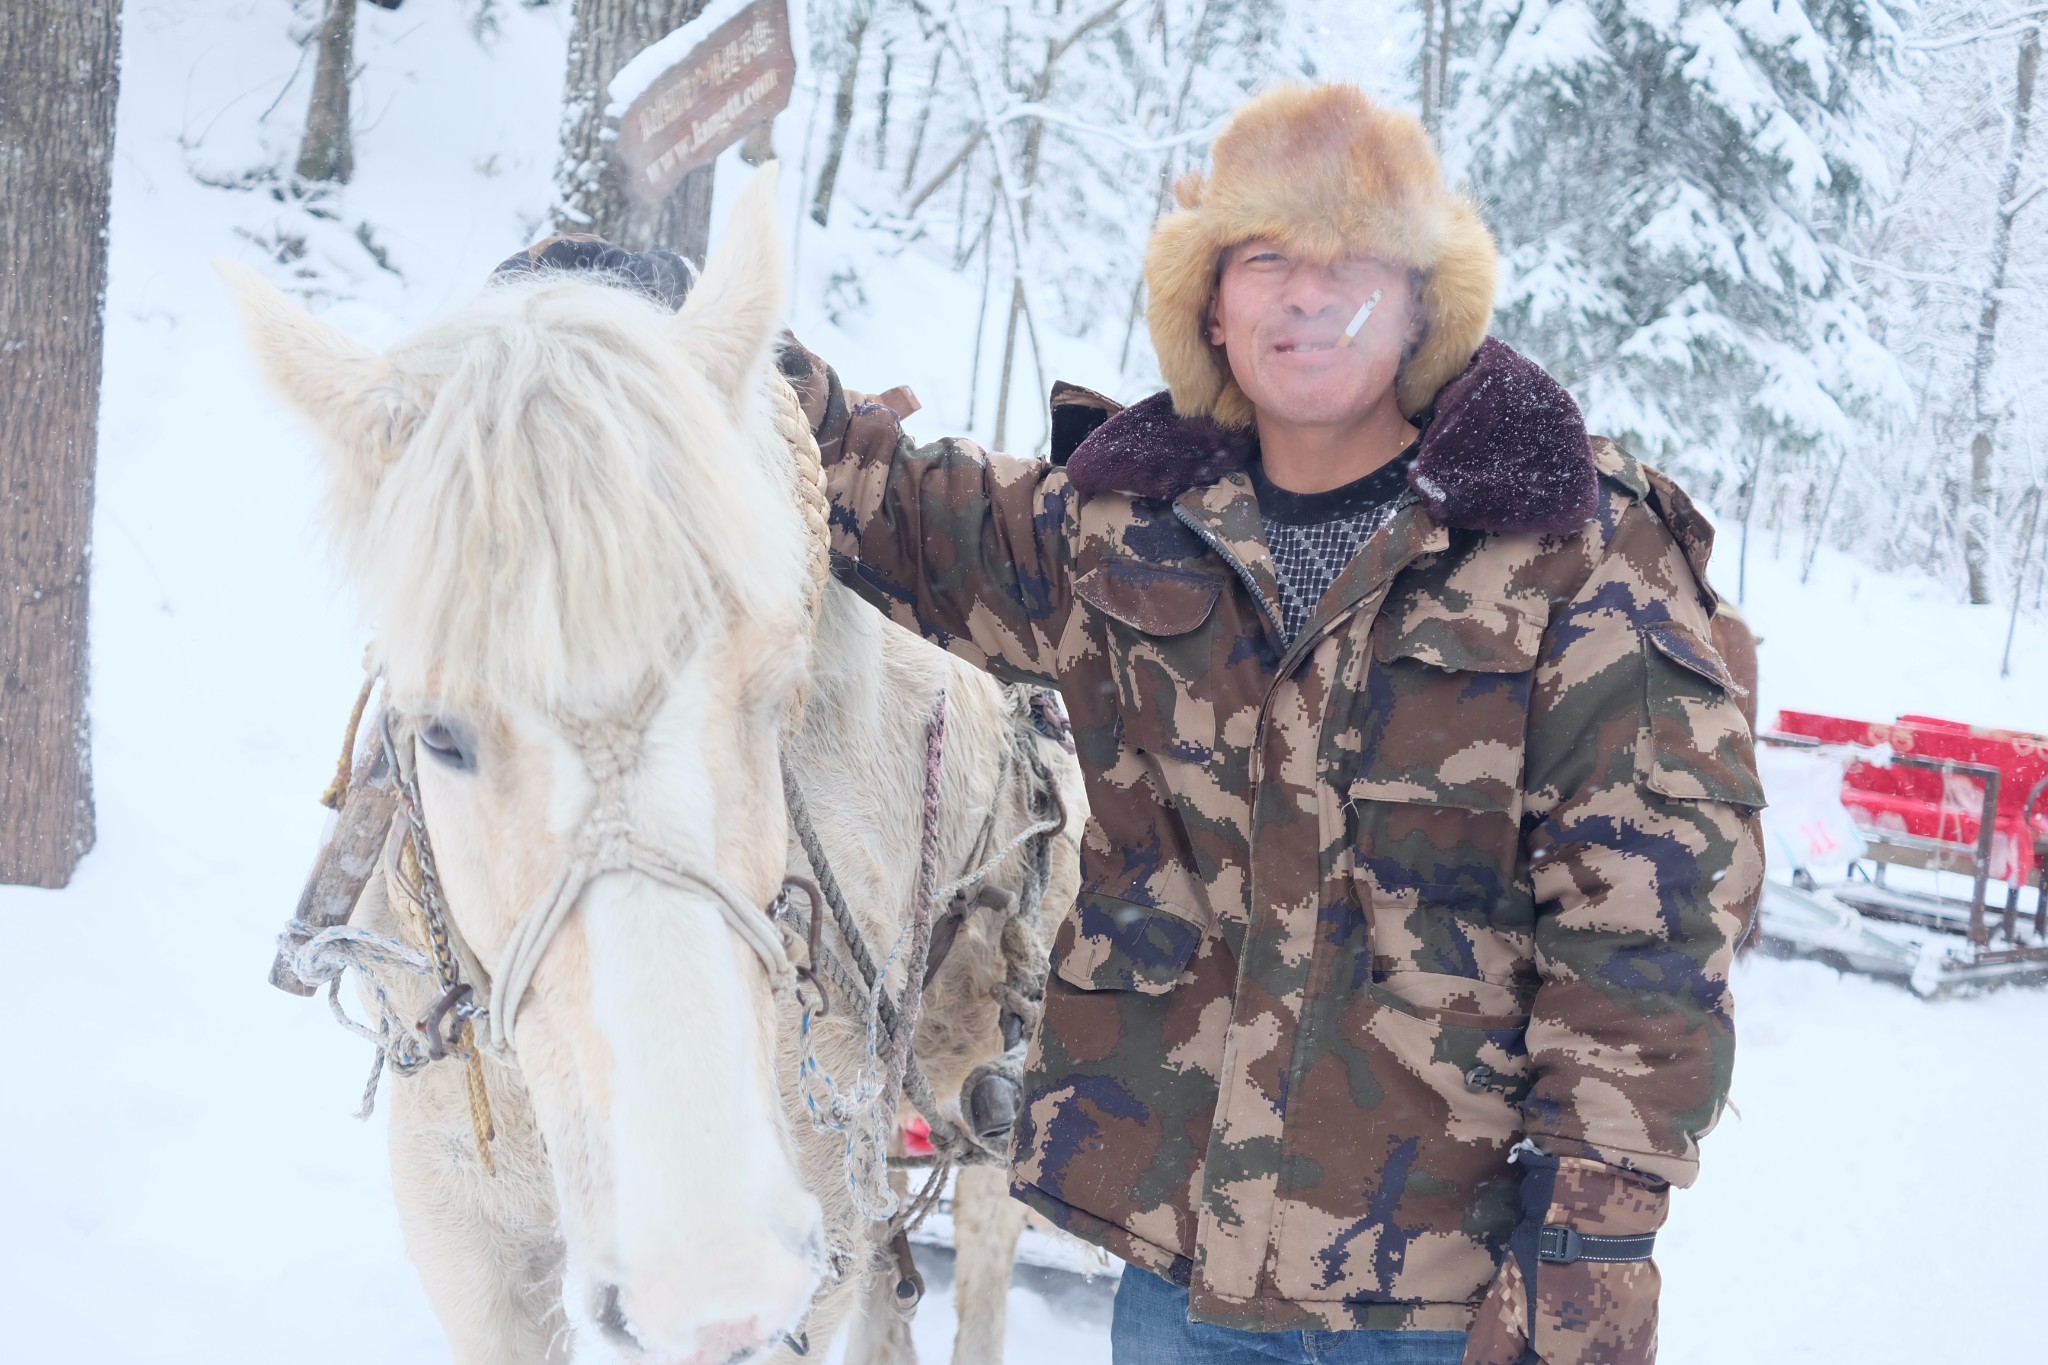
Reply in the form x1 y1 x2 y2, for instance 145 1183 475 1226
1348 596 1545 981
1075 559 1228 763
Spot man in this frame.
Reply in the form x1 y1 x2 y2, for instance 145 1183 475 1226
782 83 1762 1365
526 81 1763 1364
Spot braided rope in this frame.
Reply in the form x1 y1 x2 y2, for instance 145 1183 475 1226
786 690 950 1221
889 692 949 1095
783 682 1073 1226
934 808 1061 907
769 375 835 722
462 1020 498 1176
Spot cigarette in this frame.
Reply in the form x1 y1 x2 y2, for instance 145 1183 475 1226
1338 289 1385 347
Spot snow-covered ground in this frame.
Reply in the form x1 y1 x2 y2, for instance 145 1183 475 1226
1 4 2041 1362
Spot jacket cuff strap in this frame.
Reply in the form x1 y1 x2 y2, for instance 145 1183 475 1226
1536 1225 1658 1264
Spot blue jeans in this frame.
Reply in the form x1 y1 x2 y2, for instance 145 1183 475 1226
1111 1265 1468 1365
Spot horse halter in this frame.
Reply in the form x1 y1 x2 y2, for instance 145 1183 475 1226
379 665 800 1063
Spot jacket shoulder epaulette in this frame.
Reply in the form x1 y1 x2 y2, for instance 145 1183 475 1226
1591 435 1719 612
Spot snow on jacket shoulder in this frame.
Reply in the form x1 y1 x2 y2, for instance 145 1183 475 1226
778 335 1765 1333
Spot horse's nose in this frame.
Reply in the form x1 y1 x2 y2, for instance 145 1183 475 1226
592 1218 818 1365
965 1070 1022 1145
595 1283 784 1364
594 1283 642 1352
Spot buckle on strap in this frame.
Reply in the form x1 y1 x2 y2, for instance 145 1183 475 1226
1537 1225 1658 1265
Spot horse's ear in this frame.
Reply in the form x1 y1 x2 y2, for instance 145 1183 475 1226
214 258 424 500
675 162 786 409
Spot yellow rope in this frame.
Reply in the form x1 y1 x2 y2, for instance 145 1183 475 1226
319 671 379 811
463 1021 498 1175
389 841 497 1174
770 377 834 725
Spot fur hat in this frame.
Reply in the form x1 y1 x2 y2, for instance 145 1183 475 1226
1144 83 1498 427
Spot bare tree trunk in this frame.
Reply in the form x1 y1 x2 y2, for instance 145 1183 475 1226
0 0 120 886
1120 0 1220 374
1737 435 1769 606
898 53 944 195
992 278 1027 451
992 55 1057 452
297 0 357 182
1964 28 2039 606
1436 0 1456 132
1419 0 1440 132
968 192 996 431
874 36 893 169
554 0 716 262
990 2 1129 450
810 9 871 226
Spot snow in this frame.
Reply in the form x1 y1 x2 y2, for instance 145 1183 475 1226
1662 957 2046 1361
2 4 2044 1363
1680 7 1779 135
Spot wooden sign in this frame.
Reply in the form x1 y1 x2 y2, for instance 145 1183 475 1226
611 0 797 205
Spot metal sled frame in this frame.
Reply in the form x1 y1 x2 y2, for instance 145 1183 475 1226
1756 731 2048 996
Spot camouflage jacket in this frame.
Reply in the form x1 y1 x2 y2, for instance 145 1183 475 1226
782 339 1765 1334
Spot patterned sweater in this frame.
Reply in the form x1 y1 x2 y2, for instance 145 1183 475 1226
1250 447 1418 642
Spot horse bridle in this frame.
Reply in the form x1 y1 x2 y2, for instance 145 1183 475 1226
378 676 811 1064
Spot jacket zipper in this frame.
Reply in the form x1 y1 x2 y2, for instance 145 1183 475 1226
1170 503 1285 641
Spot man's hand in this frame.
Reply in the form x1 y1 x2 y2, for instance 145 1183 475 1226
1462 1148 1668 1365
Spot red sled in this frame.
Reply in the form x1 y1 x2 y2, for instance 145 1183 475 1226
1761 711 2048 992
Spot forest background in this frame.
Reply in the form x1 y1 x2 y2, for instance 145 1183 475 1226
260 0 2048 621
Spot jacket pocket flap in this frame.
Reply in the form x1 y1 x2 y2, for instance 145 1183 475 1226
1375 595 1545 672
1642 619 1744 694
1051 891 1204 994
1641 622 1767 808
1075 560 1224 637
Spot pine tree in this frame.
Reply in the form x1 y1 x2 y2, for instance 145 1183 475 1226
1443 0 1911 514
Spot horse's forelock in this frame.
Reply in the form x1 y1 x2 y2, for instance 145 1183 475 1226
352 276 806 708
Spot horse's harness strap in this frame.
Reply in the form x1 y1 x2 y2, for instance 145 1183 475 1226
777 688 1065 1179
379 666 801 1063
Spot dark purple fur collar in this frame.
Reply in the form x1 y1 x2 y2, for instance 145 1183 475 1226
1065 338 1599 537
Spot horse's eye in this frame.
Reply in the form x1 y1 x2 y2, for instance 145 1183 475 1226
418 720 475 772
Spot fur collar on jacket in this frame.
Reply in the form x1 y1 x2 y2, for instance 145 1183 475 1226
1064 337 1599 538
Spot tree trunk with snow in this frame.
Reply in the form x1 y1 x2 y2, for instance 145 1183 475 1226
1964 27 2039 606
296 0 357 183
809 8 870 226
1419 0 1456 133
0 0 120 886
554 0 716 263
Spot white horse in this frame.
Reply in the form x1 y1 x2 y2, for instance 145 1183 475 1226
225 164 1083 1365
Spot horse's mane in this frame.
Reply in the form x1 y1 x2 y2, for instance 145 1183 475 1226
347 275 806 708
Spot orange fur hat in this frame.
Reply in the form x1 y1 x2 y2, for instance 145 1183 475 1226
1144 83 1498 427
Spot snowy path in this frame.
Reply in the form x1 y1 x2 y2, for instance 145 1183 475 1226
0 4 2041 1361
